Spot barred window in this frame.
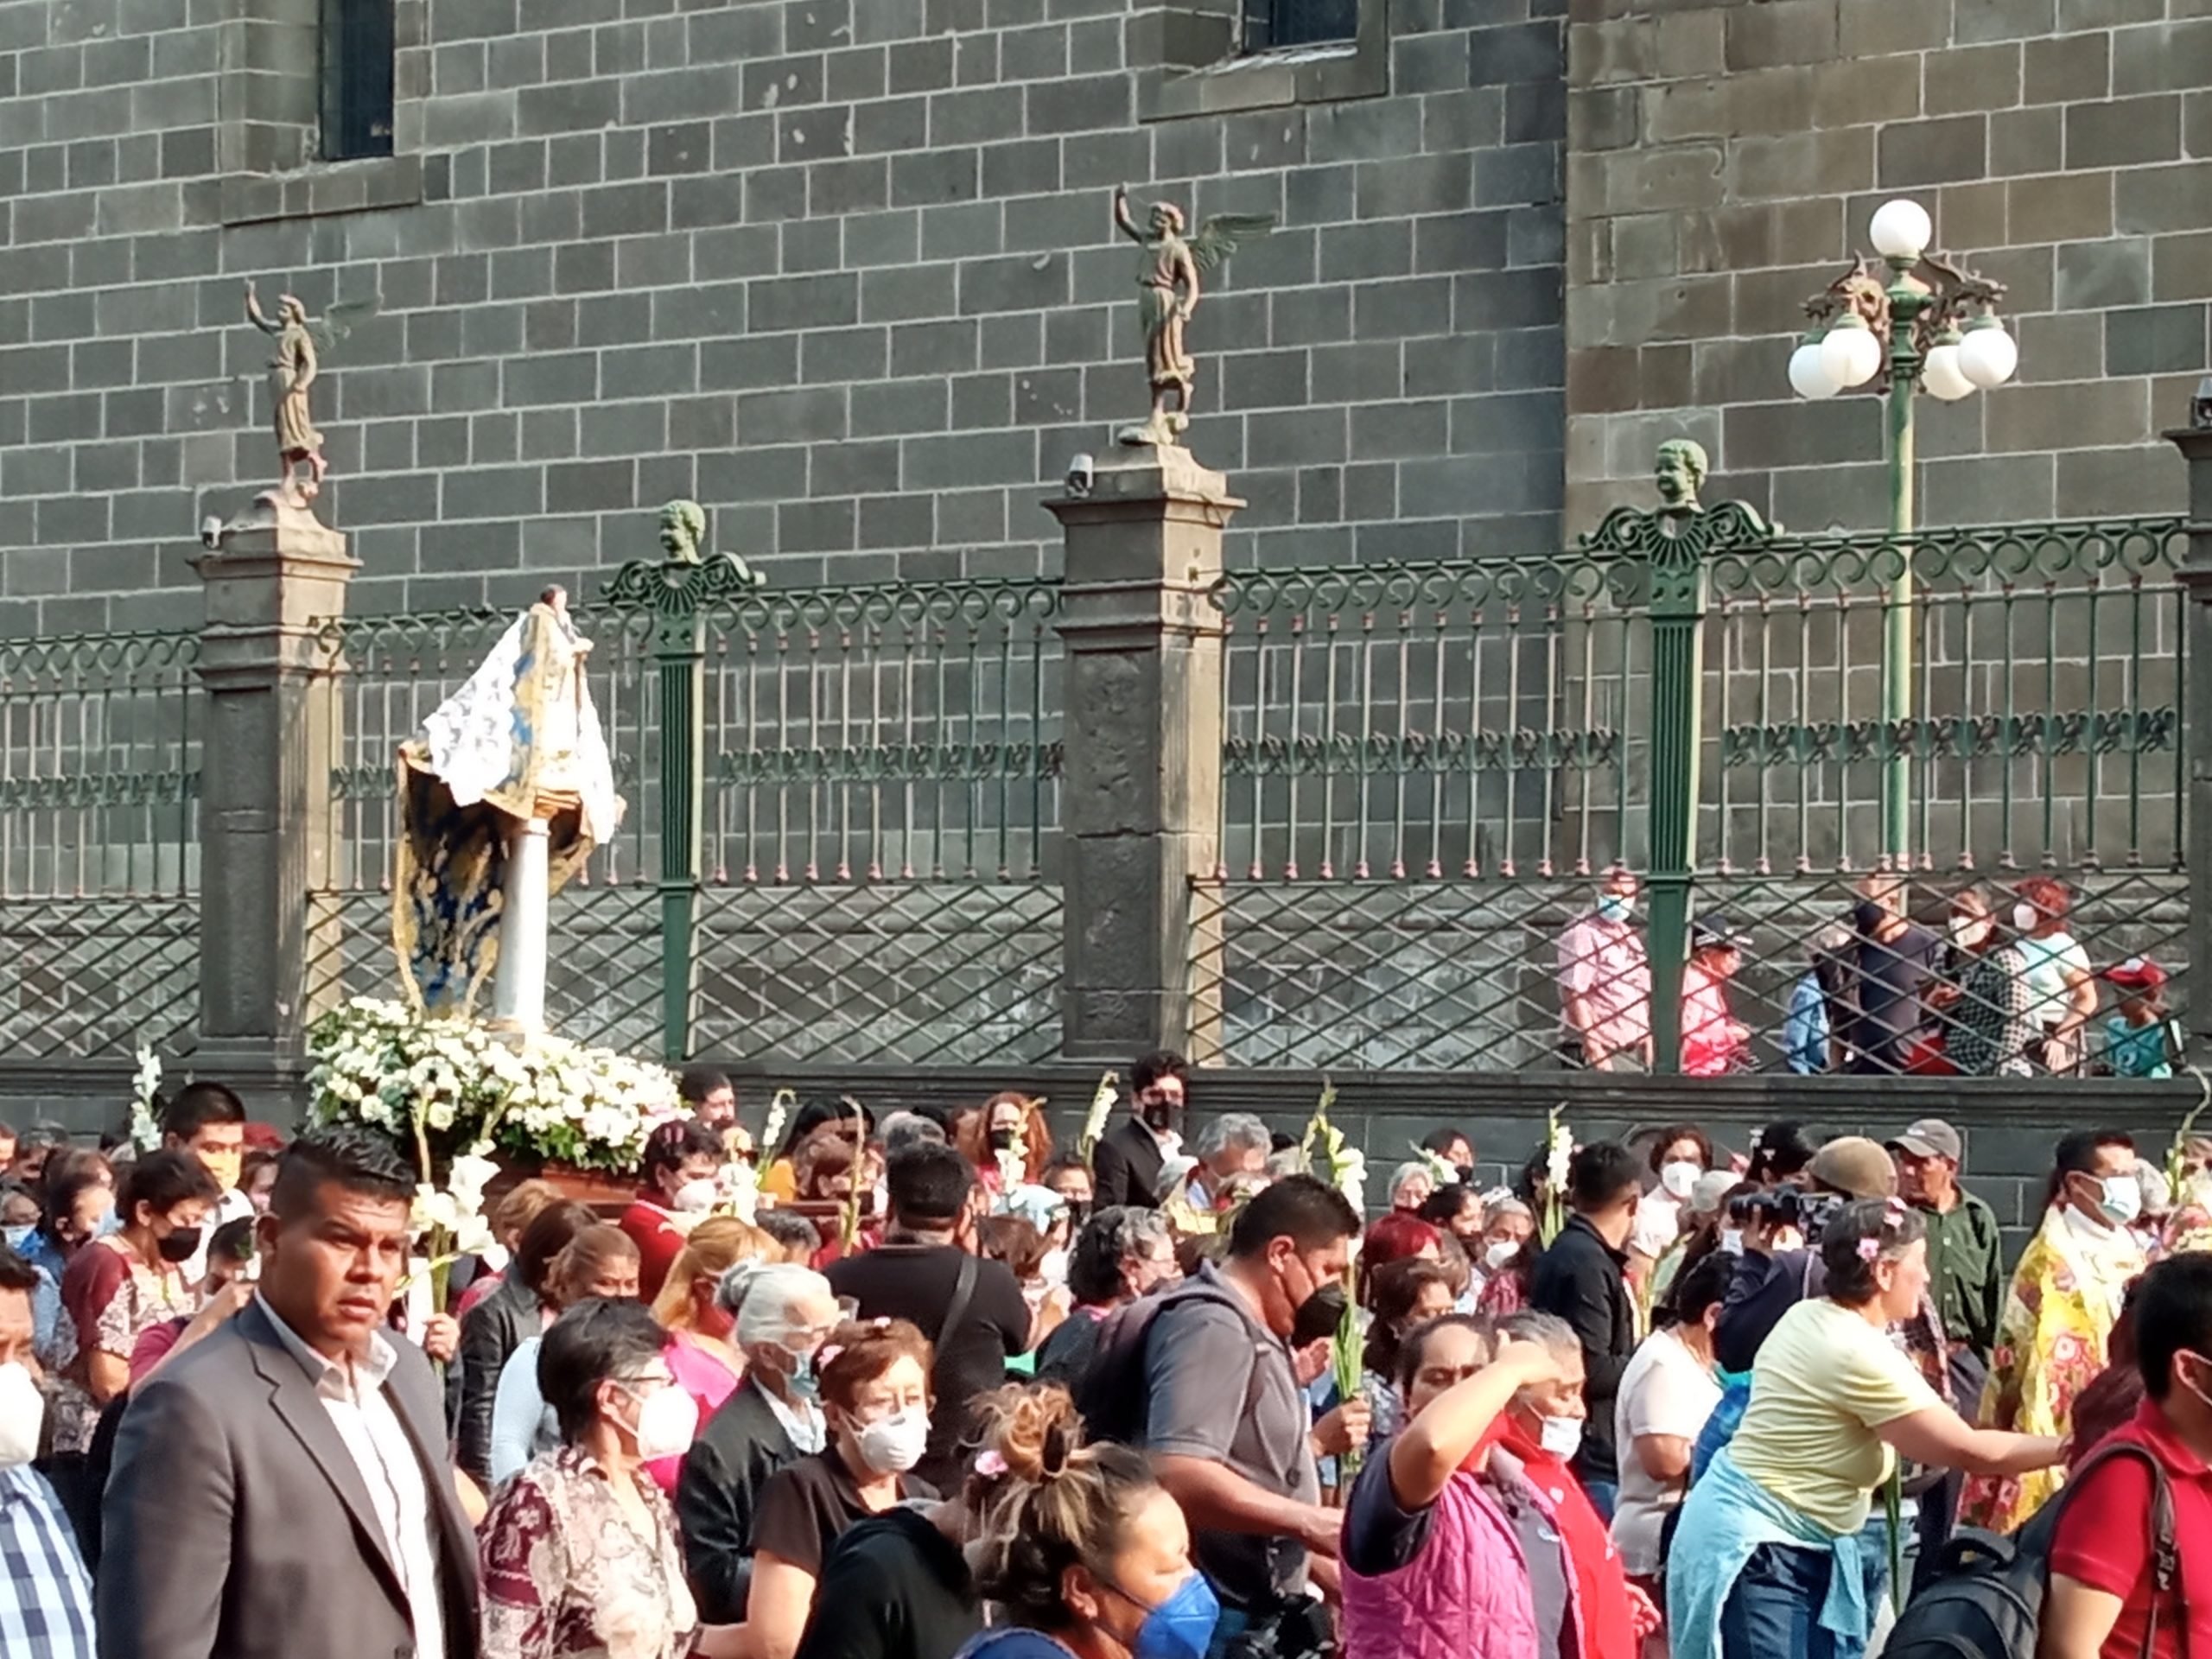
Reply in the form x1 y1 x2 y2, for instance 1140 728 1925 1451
321 0 395 161
1243 0 1360 50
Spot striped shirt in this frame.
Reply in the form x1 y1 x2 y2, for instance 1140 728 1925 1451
0 1463 94 1659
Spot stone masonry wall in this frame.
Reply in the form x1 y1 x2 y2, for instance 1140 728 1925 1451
1565 0 2212 532
0 0 1567 633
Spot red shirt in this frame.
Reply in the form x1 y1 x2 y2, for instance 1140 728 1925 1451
616 1198 690 1302
1500 1423 1637 1659
2050 1397 2212 1659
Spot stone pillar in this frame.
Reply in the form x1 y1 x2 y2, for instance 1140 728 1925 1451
1046 447 1238 1064
194 496 356 1112
2168 426 2212 1058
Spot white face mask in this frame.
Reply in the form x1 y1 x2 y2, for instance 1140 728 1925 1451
1659 1160 1701 1201
0 1362 42 1468
671 1178 719 1215
626 1384 698 1462
2100 1174 2144 1228
1719 1228 1745 1256
856 1407 930 1476
1484 1239 1520 1272
2012 902 2039 931
1948 917 1983 944
1039 1246 1070 1288
1538 1414 1584 1461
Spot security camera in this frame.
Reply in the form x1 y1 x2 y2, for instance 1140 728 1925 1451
1065 452 1094 497
200 514 224 550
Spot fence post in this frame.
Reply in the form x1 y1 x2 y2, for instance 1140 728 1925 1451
1583 442 1772 1073
1046 448 1239 1063
2167 424 2212 1058
603 504 764 1065
193 496 357 1113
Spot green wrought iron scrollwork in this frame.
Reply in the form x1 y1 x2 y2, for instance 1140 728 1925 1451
1705 517 2183 597
715 741 1063 789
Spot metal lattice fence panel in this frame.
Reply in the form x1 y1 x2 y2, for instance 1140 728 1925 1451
306 884 668 1054
690 881 1062 1066
1189 874 1622 1071
0 896 200 1059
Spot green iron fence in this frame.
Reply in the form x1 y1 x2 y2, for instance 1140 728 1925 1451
0 630 201 1059
1192 513 2189 1075
303 566 1067 1068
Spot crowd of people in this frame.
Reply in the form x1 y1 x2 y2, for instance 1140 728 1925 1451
1560 869 2182 1080
0 1065 2205 1659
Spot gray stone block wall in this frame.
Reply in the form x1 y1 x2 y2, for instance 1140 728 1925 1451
1564 0 2212 533
0 0 1567 634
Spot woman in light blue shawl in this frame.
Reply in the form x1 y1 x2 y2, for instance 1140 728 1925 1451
1667 1199 2063 1659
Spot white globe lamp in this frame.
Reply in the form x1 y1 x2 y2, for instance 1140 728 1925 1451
1868 199 1932 263
1956 316 2018 389
1789 334 1840 400
1819 314 1884 390
1921 334 1976 402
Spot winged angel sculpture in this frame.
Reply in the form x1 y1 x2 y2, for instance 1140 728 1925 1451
1113 186 1273 448
244 280 376 506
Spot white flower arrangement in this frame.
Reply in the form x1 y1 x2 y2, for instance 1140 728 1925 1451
1299 1080 1366 1474
309 997 682 1316
1078 1071 1118 1160
995 1104 1032 1195
306 996 683 1177
1541 1106 1573 1244
129 1045 162 1154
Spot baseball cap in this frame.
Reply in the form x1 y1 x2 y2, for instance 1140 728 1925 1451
1807 1135 1897 1200
1691 912 1745 951
1887 1118 1962 1163
2107 957 2166 992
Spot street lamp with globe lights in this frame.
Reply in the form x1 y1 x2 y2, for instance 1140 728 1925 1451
1785 196 2017 863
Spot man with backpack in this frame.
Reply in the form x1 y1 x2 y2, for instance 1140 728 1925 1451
2039 1252 2212 1659
1076 1175 1358 1659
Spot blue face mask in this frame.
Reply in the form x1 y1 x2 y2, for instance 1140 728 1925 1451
1111 1573 1219 1659
1596 893 1632 925
0 1224 32 1255
94 1208 124 1239
786 1351 821 1401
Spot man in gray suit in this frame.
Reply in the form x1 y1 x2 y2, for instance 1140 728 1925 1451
99 1126 480 1659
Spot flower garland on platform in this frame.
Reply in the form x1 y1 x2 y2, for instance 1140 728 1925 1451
306 996 683 1311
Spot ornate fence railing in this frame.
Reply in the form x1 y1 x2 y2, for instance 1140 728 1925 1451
0 630 202 1058
1193 512 2189 1074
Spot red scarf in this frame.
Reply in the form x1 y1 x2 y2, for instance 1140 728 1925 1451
1497 1421 1636 1659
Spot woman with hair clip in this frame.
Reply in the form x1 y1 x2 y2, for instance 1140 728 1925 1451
952 1383 1220 1659
1667 1199 2067 1659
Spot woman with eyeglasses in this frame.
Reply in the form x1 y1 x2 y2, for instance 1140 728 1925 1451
479 1297 698 1659
677 1263 843 1628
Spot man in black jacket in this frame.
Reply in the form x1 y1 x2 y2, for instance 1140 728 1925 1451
1088 1049 1188 1210
1529 1140 1641 1518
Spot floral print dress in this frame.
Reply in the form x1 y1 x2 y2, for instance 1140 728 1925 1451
1959 1205 2143 1532
480 1444 698 1659
49 1236 193 1453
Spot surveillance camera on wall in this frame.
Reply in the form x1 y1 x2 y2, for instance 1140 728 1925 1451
1065 453 1095 497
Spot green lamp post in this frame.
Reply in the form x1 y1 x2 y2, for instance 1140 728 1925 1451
1786 197 2018 864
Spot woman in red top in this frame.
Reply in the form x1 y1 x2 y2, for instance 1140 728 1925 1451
2044 1254 2212 1659
1493 1308 1659 1659
618 1119 728 1302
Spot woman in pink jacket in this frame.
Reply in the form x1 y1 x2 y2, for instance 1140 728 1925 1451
1340 1315 1590 1659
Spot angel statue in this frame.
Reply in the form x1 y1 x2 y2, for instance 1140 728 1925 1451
1112 186 1274 448
243 280 375 507
394 585 624 1028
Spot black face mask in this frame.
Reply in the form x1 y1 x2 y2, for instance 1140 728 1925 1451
987 1128 1017 1154
1141 1097 1180 1133
1064 1198 1092 1229
1290 1279 1349 1348
1457 1165 1476 1185
1853 900 1887 936
156 1225 202 1264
